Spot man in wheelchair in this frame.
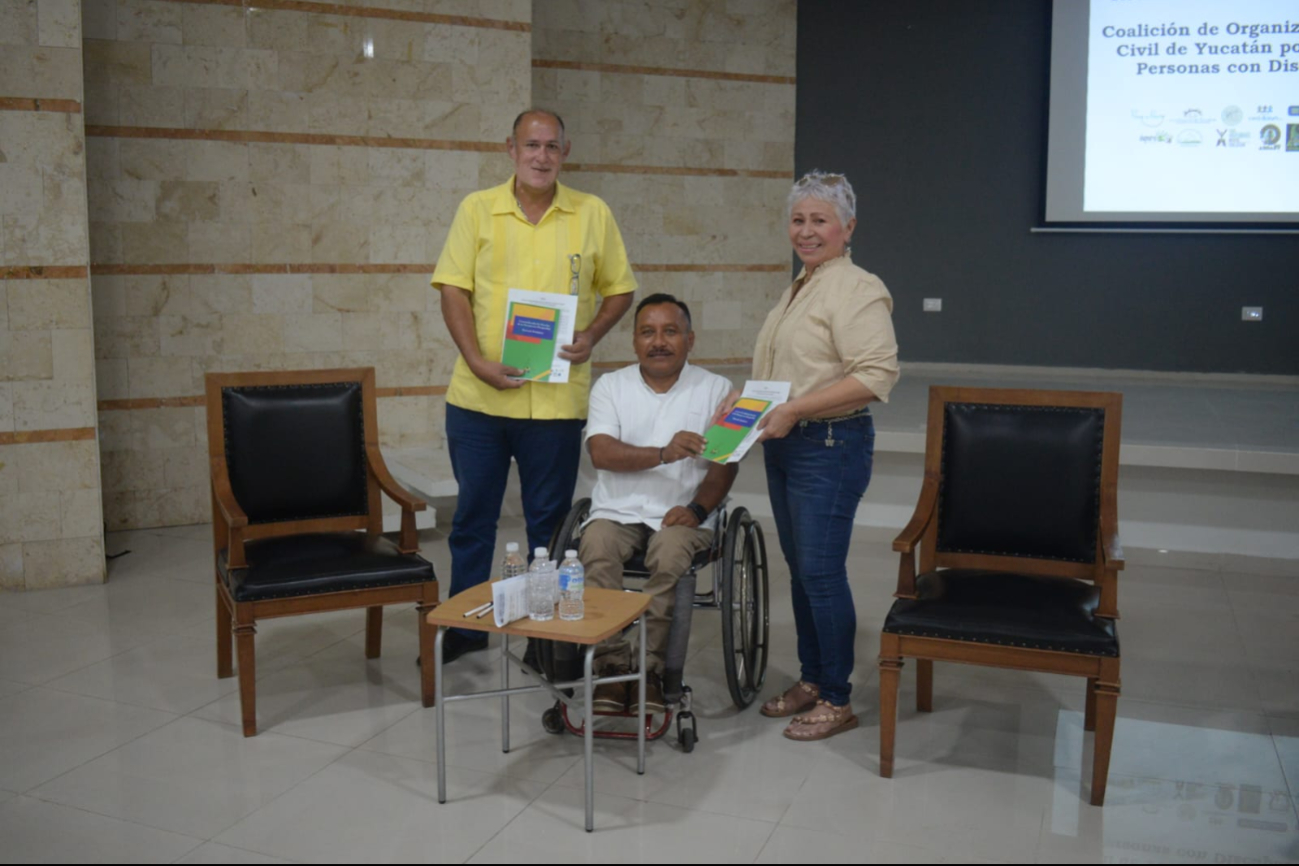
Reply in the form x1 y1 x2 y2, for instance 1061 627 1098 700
581 293 738 716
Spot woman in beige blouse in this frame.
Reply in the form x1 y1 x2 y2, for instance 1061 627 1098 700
752 171 899 741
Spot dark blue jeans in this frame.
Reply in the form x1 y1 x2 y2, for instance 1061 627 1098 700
446 404 584 634
762 413 874 706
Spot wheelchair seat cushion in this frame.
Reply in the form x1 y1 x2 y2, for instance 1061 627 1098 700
218 532 434 602
883 569 1118 657
622 544 714 578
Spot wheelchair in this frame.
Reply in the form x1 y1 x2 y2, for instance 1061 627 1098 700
533 497 770 752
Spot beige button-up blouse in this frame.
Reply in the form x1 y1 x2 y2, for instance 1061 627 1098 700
752 254 899 414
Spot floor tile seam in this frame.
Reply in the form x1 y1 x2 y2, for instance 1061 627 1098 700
17 787 208 849
194 741 359 847
1221 581 1277 717
746 815 783 862
15 708 185 796
38 674 225 717
542 767 800 825
460 772 563 863
237 698 425 750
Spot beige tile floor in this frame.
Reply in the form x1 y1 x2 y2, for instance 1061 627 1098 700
1 518 1298 864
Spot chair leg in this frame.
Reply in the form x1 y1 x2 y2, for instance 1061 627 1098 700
1090 678 1120 806
916 659 933 712
417 597 437 708
879 635 904 778
216 585 233 679
365 606 383 659
234 608 257 737
1085 677 1097 732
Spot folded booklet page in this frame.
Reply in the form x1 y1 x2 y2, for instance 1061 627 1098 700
703 380 791 464
492 575 529 627
500 288 579 384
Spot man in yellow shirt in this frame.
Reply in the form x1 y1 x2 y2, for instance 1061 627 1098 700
431 109 637 661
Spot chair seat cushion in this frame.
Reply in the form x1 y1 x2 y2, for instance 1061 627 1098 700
218 532 434 602
883 569 1118 657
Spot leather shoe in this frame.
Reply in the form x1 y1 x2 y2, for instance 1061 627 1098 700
416 631 488 666
629 671 666 717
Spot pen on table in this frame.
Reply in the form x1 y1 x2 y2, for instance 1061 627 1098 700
475 603 494 619
463 601 492 618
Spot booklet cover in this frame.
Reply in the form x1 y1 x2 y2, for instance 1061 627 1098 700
703 380 791 464
500 289 579 383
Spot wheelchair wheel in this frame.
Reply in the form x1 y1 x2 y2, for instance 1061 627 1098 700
547 497 591 560
720 507 770 709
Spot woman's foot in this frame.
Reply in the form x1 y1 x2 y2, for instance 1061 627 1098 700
782 700 858 741
760 680 820 717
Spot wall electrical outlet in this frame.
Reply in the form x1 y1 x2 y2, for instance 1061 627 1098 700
1241 306 1263 322
923 298 943 312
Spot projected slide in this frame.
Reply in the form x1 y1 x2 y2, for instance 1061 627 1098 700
1082 0 1299 214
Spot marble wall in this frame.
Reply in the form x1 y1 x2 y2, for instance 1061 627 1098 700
1 0 107 588
82 0 531 530
533 0 797 366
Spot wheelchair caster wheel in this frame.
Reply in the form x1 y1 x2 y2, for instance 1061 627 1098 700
679 726 696 753
542 706 565 735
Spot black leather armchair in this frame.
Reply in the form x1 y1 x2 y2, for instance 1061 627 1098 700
879 387 1123 805
206 368 439 736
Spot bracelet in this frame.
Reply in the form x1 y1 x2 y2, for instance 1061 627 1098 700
686 502 708 524
659 446 666 465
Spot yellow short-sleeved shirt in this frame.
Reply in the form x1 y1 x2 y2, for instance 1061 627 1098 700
432 177 638 420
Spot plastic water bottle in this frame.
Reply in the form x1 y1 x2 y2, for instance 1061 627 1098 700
500 542 526 582
558 549 585 621
528 547 554 621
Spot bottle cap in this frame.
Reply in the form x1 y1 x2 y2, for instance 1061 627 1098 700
565 549 578 559
534 547 548 559
506 542 518 552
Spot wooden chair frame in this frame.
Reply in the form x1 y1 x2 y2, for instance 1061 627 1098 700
206 368 439 736
879 386 1123 805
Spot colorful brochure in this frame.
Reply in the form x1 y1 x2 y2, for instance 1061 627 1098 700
703 380 791 464
500 289 578 383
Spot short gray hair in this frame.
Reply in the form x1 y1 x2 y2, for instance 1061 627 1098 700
787 170 856 226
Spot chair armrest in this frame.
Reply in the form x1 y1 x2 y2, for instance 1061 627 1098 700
1101 517 1124 570
209 459 248 529
893 477 939 553
365 446 426 512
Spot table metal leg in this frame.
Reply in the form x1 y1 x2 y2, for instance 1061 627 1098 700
435 626 446 804
637 615 646 775
583 644 595 832
501 633 510 753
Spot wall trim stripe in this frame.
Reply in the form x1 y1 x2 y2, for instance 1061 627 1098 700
1 265 89 279
162 0 529 31
533 58 795 85
634 264 787 273
0 97 82 114
565 163 791 179
96 366 754 412
90 263 433 276
0 428 97 445
85 125 506 153
88 263 786 276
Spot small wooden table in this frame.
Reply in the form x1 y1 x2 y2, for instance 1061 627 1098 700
426 584 652 832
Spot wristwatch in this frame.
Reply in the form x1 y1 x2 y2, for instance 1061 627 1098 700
685 501 708 524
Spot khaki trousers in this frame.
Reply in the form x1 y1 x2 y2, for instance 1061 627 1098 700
578 519 712 674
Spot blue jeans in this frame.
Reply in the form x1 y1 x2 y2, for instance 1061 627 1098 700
762 413 874 706
446 404 584 634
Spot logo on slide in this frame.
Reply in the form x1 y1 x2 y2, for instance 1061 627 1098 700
1174 108 1213 125
1216 129 1249 148
1221 105 1243 126
1177 130 1203 146
1138 131 1173 144
1260 124 1282 150
1131 109 1165 127
1287 125 1299 152
1289 106 1299 117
